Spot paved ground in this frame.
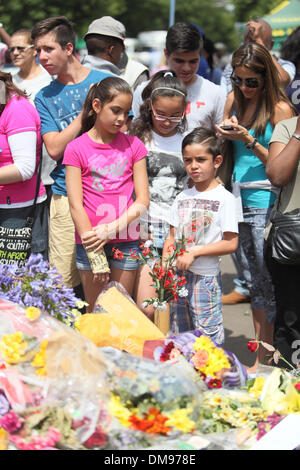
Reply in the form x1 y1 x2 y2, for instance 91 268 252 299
220 255 255 367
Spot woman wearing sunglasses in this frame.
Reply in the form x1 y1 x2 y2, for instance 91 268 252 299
130 70 188 320
216 42 295 372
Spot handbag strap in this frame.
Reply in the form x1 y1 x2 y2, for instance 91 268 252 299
26 154 43 227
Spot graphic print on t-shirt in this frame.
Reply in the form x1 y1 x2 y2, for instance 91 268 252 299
176 198 220 246
147 150 187 204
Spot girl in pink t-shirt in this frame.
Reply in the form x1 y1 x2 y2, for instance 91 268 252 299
64 77 149 311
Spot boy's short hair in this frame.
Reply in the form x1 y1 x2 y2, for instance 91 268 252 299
85 34 124 56
166 22 203 55
182 127 221 160
31 16 76 51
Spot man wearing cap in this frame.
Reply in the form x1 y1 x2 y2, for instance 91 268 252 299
82 16 125 76
83 16 149 90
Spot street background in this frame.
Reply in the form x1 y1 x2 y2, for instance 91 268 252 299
221 254 255 367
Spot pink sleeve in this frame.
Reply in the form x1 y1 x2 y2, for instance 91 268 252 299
3 96 39 136
63 140 82 168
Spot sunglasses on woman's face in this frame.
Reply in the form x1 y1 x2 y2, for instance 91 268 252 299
230 74 261 89
8 45 34 54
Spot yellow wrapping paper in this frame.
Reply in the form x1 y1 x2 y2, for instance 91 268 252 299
78 287 165 356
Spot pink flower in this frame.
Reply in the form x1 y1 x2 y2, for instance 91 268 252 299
191 350 209 370
0 411 23 433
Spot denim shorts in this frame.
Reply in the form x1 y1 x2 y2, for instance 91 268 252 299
76 240 140 271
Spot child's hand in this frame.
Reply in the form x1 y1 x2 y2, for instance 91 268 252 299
93 272 110 285
93 223 117 249
176 250 195 271
81 231 106 252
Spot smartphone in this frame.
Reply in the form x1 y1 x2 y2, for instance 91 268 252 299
220 125 235 131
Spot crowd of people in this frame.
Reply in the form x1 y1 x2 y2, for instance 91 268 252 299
0 15 299 373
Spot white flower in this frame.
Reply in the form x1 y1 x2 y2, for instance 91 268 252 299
157 301 167 311
144 239 153 248
178 287 188 298
153 301 159 308
142 301 148 308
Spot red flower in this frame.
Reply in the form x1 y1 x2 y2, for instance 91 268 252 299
295 382 300 392
177 276 187 286
112 247 124 259
129 249 139 260
247 340 259 353
160 342 175 361
83 427 107 449
207 378 222 389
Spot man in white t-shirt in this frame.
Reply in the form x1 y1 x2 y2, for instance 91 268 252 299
132 22 226 131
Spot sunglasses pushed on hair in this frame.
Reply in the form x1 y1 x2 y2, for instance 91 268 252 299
230 74 261 89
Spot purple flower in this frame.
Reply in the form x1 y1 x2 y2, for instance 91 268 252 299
0 392 10 416
0 254 81 325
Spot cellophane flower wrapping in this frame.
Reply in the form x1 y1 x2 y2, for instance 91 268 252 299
0 298 111 450
100 346 202 448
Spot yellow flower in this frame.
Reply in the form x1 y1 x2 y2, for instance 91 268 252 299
192 336 231 378
109 394 132 427
25 306 41 321
165 408 195 433
31 340 47 376
0 428 8 450
248 376 266 398
0 332 28 364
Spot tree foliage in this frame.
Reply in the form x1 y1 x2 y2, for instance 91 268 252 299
232 0 283 22
0 0 239 50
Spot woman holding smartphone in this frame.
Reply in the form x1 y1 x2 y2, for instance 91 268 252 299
216 42 295 372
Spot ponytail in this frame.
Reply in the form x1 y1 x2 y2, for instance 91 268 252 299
80 76 132 134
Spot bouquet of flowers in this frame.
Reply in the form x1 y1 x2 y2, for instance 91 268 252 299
0 254 84 327
246 339 300 416
101 347 200 441
112 239 188 311
145 331 248 389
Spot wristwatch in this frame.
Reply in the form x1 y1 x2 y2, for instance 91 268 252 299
292 133 300 141
245 138 257 150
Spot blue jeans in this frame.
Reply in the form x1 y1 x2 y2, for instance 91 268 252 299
237 206 276 322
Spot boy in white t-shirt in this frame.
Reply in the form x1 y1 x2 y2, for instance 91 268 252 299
163 128 238 344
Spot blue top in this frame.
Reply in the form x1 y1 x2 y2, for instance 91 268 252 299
34 69 112 196
233 121 276 208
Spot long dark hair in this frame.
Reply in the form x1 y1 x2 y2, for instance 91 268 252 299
130 69 187 143
231 42 292 136
80 76 132 134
